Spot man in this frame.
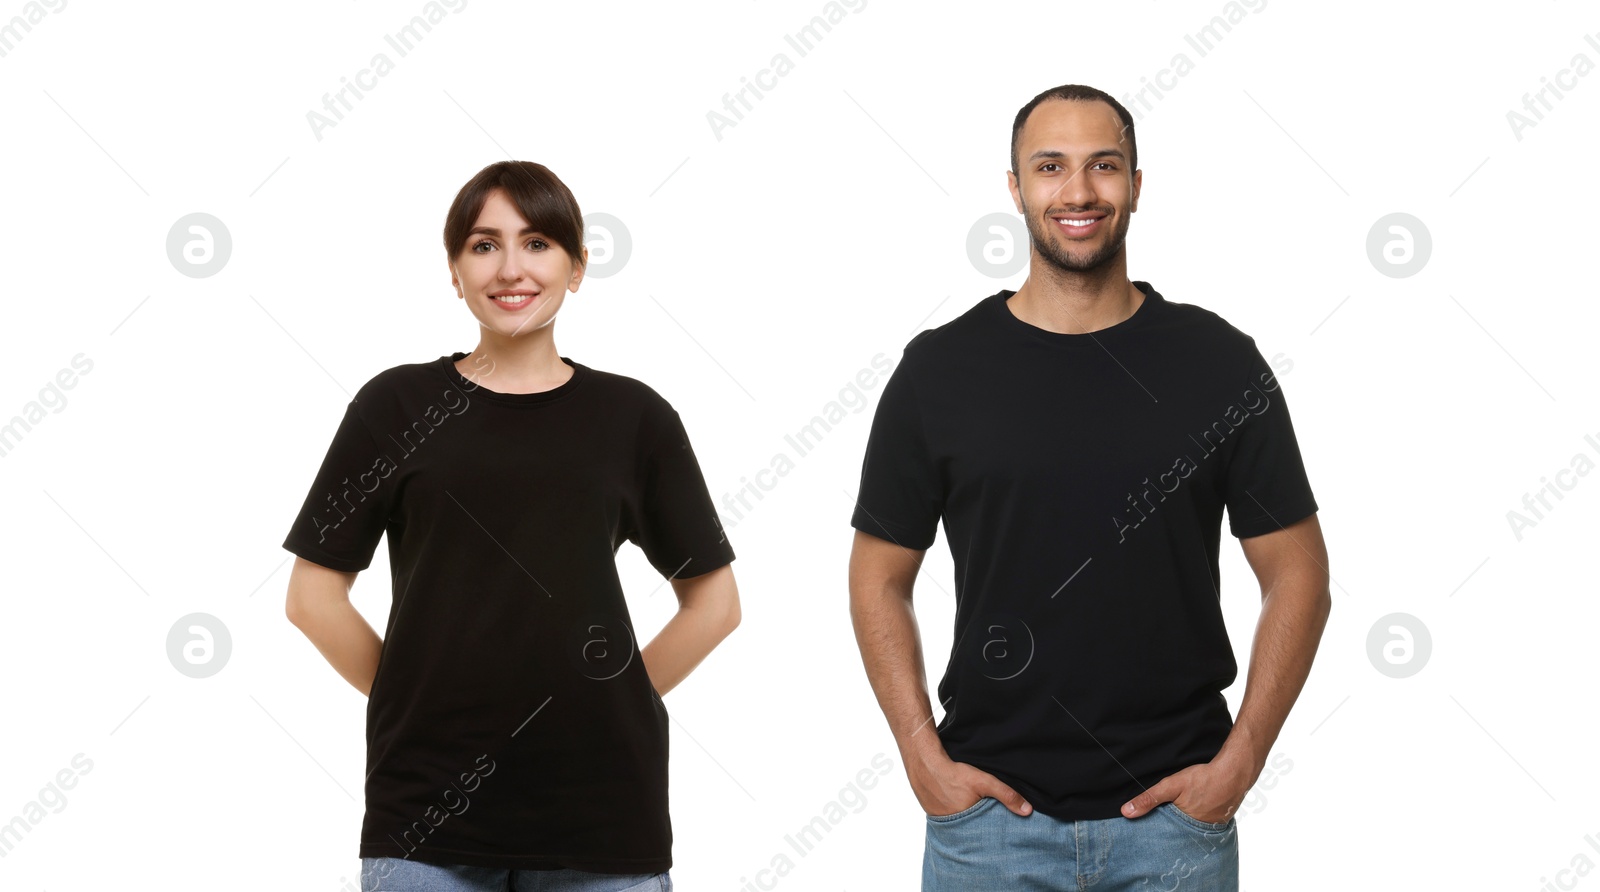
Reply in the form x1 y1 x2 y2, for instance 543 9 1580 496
847 84 1331 891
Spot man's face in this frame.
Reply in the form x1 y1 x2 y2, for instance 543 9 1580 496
1007 99 1141 274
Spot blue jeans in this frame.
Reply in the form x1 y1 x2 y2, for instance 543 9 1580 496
359 858 671 892
923 797 1238 891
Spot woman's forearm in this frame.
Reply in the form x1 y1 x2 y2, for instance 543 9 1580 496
289 597 384 697
640 566 740 696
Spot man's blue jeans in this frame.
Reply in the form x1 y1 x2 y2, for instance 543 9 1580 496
923 797 1239 891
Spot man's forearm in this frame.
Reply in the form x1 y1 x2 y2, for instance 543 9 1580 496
1217 566 1332 775
850 582 943 760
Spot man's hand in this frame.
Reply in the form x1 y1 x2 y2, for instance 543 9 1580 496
907 741 1033 818
1118 749 1257 823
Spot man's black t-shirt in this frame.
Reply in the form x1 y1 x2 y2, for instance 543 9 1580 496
282 352 735 872
850 281 1318 821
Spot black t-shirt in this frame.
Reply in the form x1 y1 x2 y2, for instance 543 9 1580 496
850 281 1318 820
282 352 735 872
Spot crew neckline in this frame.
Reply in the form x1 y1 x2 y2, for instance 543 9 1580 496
434 351 588 405
991 280 1163 345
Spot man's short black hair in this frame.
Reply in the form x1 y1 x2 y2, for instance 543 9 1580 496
1010 84 1138 176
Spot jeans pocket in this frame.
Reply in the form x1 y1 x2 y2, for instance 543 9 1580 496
926 796 997 823
1162 801 1234 833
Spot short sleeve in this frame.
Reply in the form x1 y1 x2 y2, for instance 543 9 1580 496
626 403 736 579
849 348 943 550
1224 341 1319 538
281 401 397 572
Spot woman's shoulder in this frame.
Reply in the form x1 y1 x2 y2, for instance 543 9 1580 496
571 363 675 410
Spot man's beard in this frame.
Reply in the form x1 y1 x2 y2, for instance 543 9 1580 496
1021 199 1130 274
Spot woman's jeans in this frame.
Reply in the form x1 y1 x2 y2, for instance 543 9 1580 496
359 858 671 892
923 797 1239 891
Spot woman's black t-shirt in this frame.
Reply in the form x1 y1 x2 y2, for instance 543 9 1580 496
282 351 735 872
850 282 1319 821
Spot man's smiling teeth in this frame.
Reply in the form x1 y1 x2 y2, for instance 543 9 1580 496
1056 217 1101 228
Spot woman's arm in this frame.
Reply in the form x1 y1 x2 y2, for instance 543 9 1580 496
639 563 740 697
285 556 384 697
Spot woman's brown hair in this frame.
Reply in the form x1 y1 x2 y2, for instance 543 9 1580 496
442 161 585 269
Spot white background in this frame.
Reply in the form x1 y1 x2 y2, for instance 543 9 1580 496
2 1 1596 889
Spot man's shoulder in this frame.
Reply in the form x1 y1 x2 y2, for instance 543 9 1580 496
900 290 1006 359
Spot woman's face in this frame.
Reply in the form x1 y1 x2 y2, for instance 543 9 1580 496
450 188 586 338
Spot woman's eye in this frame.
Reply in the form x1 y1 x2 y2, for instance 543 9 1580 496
472 240 494 253
528 238 547 250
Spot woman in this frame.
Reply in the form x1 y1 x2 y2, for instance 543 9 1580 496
282 160 741 892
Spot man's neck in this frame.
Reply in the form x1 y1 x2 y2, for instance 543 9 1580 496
1008 262 1142 335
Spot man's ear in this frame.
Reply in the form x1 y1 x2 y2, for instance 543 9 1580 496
1006 169 1024 215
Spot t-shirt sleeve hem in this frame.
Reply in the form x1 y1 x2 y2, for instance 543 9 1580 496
1228 497 1319 539
850 511 937 551
656 547 736 580
282 538 373 573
